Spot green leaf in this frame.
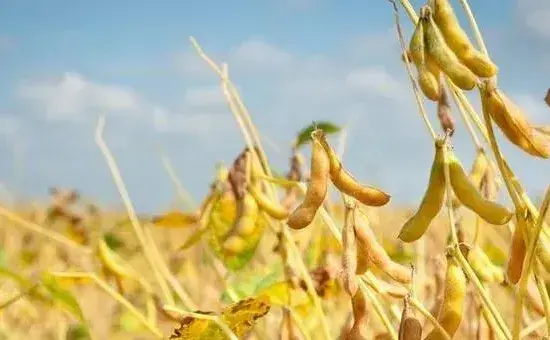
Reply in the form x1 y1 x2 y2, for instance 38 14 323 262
40 272 87 325
255 281 310 307
294 121 341 149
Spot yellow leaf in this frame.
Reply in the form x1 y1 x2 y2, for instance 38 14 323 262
293 301 314 320
169 296 271 340
208 189 268 271
151 211 200 228
221 296 271 337
52 274 93 289
255 281 309 307
178 227 210 251
170 315 212 339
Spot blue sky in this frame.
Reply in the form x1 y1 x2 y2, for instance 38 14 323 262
0 0 549 213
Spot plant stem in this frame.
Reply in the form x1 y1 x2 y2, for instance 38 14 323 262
0 283 40 309
95 116 175 306
359 281 398 340
442 138 511 339
190 38 333 340
52 272 163 338
157 148 197 210
514 186 550 339
388 0 437 141
520 316 546 338
448 85 483 150
534 267 550 337
409 296 453 340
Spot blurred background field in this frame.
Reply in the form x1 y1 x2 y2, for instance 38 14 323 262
0 181 548 339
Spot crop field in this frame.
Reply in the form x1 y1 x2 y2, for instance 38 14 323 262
1 0 550 339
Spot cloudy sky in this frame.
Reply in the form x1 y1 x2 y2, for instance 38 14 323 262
0 0 549 213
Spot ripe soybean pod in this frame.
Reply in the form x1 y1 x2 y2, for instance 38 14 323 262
466 245 504 284
355 209 412 284
426 54 442 86
398 295 422 340
447 150 513 225
425 255 467 340
451 149 489 209
248 184 289 220
480 80 550 159
431 0 498 78
437 82 455 135
409 15 440 101
356 246 372 275
346 288 369 340
342 200 359 296
506 210 527 284
421 6 478 91
469 149 489 190
398 138 446 243
315 130 391 207
287 130 330 229
366 273 408 299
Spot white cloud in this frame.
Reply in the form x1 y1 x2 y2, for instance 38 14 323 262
345 67 404 99
346 29 399 60
513 93 550 122
175 51 210 77
152 106 234 135
175 38 294 76
18 72 140 121
230 38 293 72
183 86 225 107
280 74 346 100
0 115 19 137
517 0 550 40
